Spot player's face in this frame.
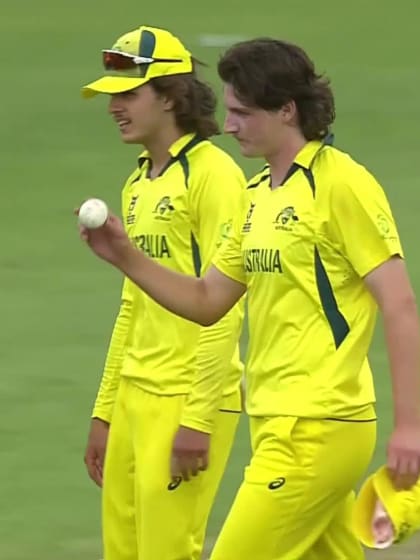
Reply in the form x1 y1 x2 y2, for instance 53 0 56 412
223 84 287 158
108 84 168 144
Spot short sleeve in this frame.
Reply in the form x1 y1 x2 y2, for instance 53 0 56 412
213 198 247 285
329 168 404 277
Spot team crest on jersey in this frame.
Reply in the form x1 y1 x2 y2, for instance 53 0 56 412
126 195 139 225
273 206 299 231
153 196 175 221
242 202 256 233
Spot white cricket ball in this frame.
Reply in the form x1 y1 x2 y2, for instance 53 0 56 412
78 198 109 229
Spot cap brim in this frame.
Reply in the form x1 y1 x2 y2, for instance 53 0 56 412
81 76 148 98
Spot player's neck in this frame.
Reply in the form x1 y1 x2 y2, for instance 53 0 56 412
145 126 185 179
266 130 307 189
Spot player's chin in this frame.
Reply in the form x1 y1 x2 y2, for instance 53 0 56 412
240 146 261 157
238 143 261 158
118 128 142 144
119 133 141 144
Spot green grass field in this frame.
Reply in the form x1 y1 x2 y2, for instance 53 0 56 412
2 0 420 558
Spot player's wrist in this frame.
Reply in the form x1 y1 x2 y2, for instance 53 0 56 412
393 395 420 426
180 418 213 434
116 242 142 274
393 411 420 429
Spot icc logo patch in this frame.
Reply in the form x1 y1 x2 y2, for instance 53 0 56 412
126 195 139 225
242 202 256 233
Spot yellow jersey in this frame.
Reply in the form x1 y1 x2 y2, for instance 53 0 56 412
93 133 246 432
214 136 403 419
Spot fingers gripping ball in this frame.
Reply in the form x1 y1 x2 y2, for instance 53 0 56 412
78 198 109 229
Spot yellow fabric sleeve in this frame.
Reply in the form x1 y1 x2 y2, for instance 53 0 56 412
180 156 246 433
327 168 403 277
212 205 247 285
92 278 135 422
91 173 139 423
179 306 244 433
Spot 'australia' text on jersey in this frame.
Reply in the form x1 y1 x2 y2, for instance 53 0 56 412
133 234 171 258
244 248 282 273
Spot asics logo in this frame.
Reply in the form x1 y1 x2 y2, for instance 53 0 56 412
268 477 286 490
167 476 182 491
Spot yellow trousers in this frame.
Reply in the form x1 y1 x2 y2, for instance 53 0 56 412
102 377 240 560
210 415 376 560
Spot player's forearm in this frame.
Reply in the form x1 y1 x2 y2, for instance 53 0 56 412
118 245 222 326
383 297 420 426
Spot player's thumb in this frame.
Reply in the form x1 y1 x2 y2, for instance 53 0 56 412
105 212 118 225
102 213 118 235
199 450 209 471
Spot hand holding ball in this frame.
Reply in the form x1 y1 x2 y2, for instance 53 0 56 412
77 199 131 267
78 198 109 229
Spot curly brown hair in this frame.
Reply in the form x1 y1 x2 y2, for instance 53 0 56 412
218 38 335 140
150 65 220 138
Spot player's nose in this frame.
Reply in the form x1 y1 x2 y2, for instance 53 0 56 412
108 94 123 114
223 113 239 134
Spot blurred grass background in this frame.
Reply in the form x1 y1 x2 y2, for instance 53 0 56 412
1 0 419 558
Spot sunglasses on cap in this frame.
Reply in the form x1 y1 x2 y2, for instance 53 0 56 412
103 50 184 72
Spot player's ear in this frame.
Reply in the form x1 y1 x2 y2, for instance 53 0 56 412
162 94 175 112
280 100 297 124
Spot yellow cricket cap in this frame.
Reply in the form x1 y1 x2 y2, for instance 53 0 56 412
82 25 193 98
352 465 420 548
